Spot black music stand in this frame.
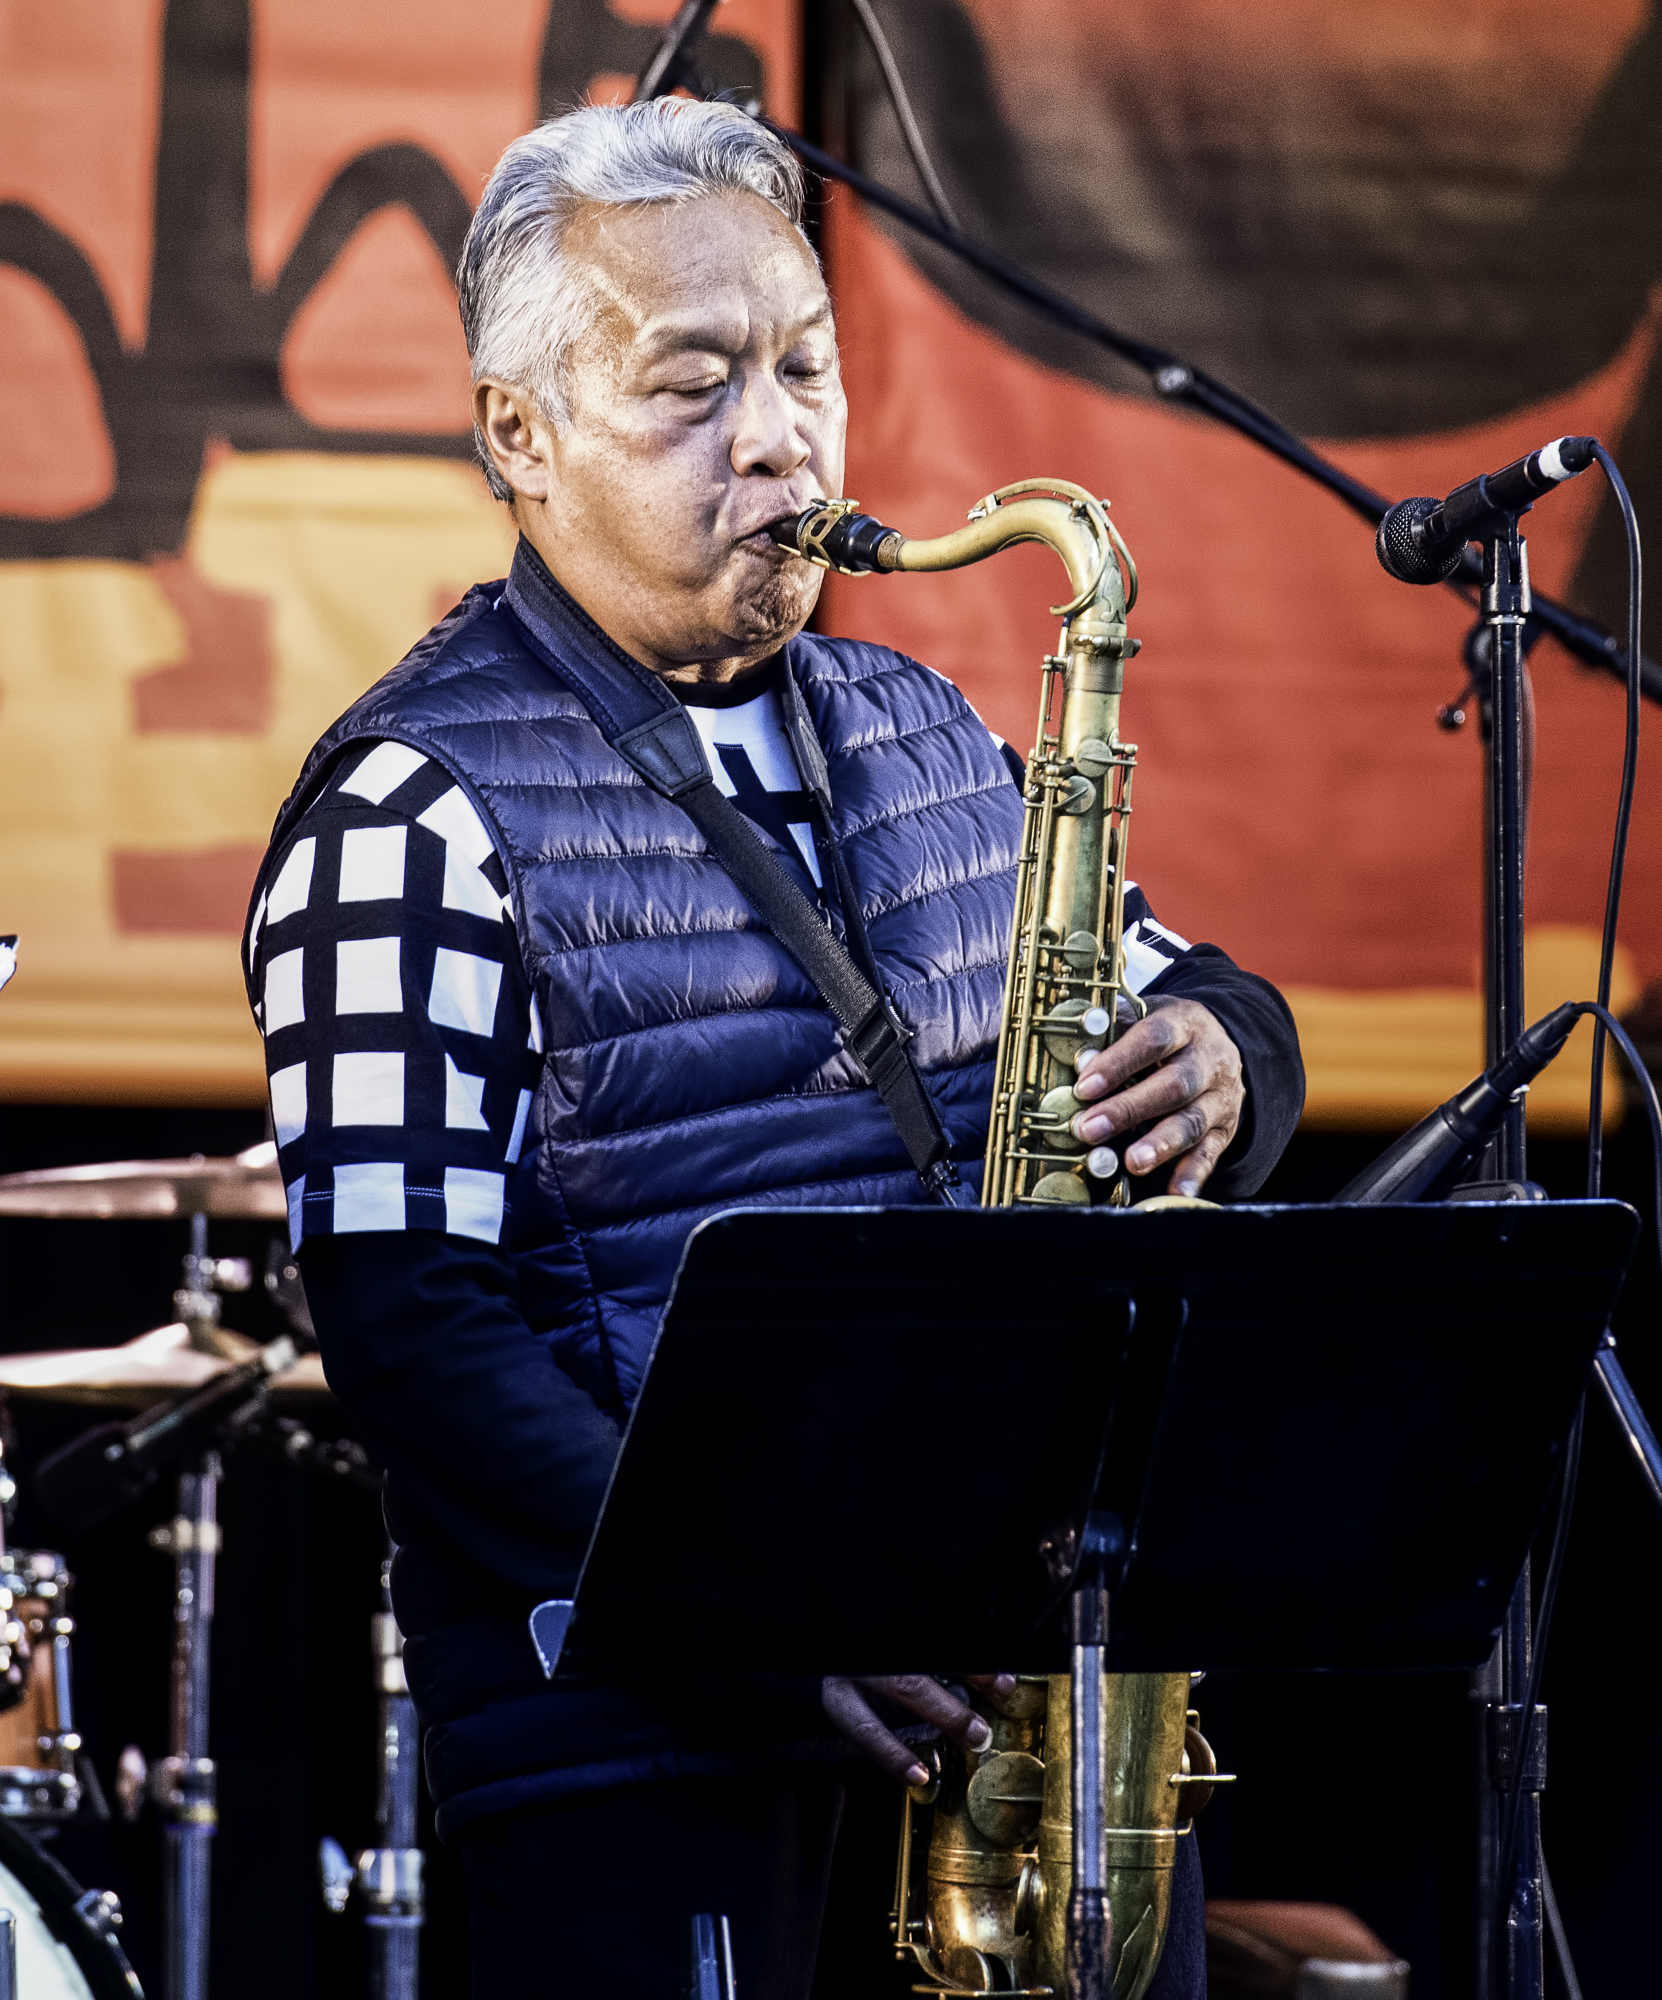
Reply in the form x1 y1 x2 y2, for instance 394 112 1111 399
529 1201 1636 2000
537 1201 1636 1678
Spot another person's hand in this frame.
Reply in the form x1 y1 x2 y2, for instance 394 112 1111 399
1071 997 1244 1197
821 1674 1020 1784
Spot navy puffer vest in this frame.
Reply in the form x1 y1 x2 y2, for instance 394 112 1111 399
261 545 1022 1408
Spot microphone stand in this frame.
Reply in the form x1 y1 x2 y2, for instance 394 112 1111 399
1469 516 1541 2000
1482 520 1532 1183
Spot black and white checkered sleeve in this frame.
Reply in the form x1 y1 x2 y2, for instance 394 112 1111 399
245 741 542 1250
1120 884 1194 993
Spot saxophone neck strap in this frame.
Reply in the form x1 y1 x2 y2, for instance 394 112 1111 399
502 542 963 1203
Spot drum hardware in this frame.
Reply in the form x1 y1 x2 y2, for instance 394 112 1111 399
0 1812 143 1998
113 1748 147 1827
0 1548 83 1826
0 1398 134 1991
0 1145 285 1223
262 1243 315 1345
219 1407 378 1492
36 1334 297 1539
0 1428 17 1537
151 1454 219 2000
0 1436 25 1718
20 1235 374 1995
320 1552 423 2000
0 1176 372 1993
173 1216 253 1362
0 1326 328 1408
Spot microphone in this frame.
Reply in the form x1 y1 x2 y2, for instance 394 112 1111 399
1333 1003 1581 1204
1376 435 1598 585
35 1335 296 1535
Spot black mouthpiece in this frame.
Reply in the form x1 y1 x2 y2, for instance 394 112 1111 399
770 505 897 574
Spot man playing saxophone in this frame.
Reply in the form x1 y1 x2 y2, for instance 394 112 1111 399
243 101 1303 1998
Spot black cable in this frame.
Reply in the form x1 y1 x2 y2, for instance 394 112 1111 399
844 0 961 233
1485 998 1660 1966
1586 446 1644 1198
1540 1855 1585 2000
1577 1004 1662 1292
1491 1404 1583 1964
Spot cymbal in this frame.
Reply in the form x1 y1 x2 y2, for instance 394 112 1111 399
0 1143 286 1222
0 1323 330 1406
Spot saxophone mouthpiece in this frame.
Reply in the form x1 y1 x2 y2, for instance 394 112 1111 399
769 501 901 574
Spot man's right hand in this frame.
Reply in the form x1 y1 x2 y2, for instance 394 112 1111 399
821 1674 1020 1784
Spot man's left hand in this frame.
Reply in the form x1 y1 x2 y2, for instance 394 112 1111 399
1070 997 1244 1197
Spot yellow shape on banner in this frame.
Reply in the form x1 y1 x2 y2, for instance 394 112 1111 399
0 449 513 1103
1289 924 1638 1135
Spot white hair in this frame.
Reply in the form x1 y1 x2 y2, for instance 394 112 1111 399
458 100 808 499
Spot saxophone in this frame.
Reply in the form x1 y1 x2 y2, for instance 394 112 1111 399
775 482 1224 1998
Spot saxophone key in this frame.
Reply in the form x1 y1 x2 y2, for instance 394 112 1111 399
1035 1085 1085 1149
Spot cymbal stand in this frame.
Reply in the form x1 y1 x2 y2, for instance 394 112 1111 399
150 1451 220 2000
364 1552 423 2000
322 1547 423 2000
174 1213 252 1360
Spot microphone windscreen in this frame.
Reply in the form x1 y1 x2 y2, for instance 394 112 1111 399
1376 497 1464 586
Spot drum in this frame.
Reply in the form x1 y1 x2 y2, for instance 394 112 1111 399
0 1813 142 1997
0 1553 80 1821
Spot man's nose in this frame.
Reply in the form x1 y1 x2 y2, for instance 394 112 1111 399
730 370 811 478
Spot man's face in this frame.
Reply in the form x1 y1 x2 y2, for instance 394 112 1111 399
477 190 846 680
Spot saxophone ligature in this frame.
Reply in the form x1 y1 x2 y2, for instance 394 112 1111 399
772 484 1229 1999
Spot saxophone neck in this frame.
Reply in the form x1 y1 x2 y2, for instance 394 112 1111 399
897 482 1130 621
771 481 1138 676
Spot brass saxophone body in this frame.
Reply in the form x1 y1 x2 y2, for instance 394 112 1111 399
777 484 1220 1998
784 479 1144 1209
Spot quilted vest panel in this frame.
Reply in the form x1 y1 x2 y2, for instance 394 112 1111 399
259 559 1022 1413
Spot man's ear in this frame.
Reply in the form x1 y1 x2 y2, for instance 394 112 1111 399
474 381 552 503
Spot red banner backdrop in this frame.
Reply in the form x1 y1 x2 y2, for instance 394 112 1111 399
0 0 1656 1125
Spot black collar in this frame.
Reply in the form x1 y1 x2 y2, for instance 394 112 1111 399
503 535 831 814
